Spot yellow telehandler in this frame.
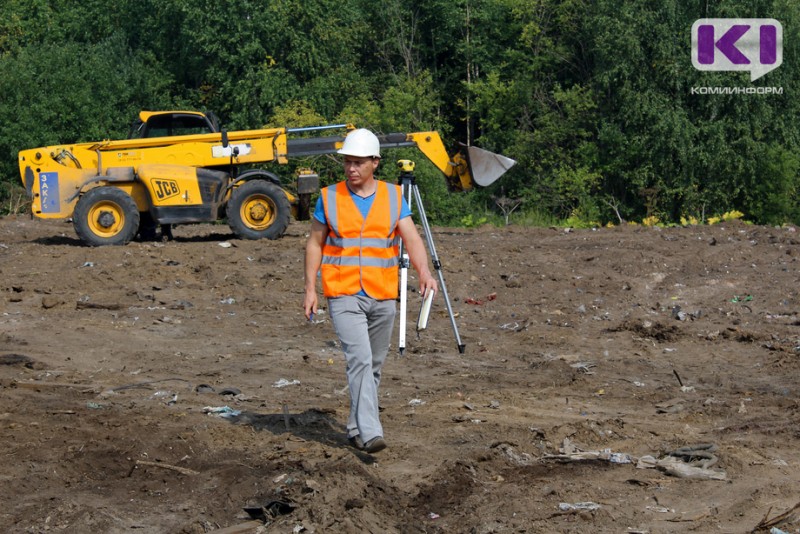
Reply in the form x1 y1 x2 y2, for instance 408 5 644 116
18 110 515 246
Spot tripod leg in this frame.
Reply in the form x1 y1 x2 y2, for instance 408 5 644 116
398 247 409 356
411 184 465 354
397 178 414 355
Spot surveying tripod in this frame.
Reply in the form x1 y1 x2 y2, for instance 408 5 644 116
396 159 465 355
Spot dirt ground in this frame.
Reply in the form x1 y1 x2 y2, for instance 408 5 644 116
1 214 800 534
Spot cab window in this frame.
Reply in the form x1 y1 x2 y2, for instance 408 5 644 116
132 114 214 138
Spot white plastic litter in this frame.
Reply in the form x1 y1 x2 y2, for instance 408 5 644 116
559 502 600 512
273 378 301 388
203 406 241 418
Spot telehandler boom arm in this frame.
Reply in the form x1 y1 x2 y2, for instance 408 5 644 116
283 128 515 192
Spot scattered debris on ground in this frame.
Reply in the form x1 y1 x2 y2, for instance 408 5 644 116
1 216 799 532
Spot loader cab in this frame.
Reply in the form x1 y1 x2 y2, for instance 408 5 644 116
128 111 221 139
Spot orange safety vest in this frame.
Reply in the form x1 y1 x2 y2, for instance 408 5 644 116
320 180 402 299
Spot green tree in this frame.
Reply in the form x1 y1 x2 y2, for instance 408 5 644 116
467 0 601 223
0 35 175 185
590 0 800 224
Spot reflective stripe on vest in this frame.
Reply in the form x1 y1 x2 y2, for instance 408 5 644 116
320 181 402 299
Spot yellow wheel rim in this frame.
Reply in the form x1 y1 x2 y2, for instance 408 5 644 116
86 200 126 238
240 194 276 230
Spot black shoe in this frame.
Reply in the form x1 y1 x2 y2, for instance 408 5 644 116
348 435 364 450
363 436 386 454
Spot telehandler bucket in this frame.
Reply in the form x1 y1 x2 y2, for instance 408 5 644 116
465 145 517 187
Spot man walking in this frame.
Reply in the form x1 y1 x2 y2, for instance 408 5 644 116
303 128 438 454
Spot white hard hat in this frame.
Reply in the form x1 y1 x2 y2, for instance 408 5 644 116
338 128 381 158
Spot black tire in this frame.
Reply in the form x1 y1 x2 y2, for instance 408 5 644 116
227 180 291 240
137 211 158 241
73 187 140 246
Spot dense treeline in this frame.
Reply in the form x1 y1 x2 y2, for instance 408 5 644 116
1 0 798 225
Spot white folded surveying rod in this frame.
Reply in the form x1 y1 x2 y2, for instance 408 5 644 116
396 160 465 355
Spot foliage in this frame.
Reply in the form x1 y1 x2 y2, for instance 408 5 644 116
0 35 176 181
589 0 800 226
460 214 489 228
0 0 798 227
721 210 745 222
0 182 28 215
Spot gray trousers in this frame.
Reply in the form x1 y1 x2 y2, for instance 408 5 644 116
328 295 396 442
